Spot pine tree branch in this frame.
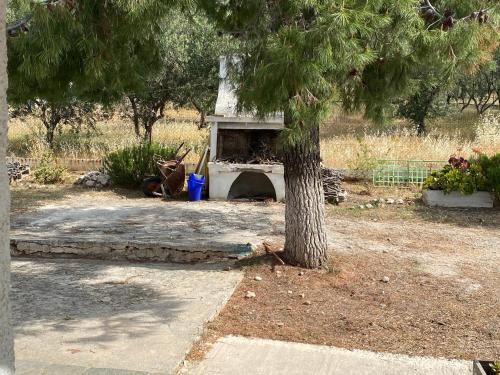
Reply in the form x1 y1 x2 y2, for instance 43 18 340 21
421 1 494 30
6 0 74 36
422 0 442 18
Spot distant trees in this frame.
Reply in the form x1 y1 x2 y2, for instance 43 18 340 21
10 99 95 148
449 49 500 114
397 69 449 135
397 49 499 136
125 10 234 141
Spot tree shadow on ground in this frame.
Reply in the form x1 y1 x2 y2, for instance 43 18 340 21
10 258 218 344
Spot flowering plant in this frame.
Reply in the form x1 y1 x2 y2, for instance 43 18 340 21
423 155 487 195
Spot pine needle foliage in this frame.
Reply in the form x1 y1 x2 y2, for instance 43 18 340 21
198 0 499 148
7 0 174 105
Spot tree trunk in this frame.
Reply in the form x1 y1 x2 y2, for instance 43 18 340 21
416 119 425 136
45 121 57 148
143 121 153 143
0 1 16 371
128 96 141 138
283 123 328 268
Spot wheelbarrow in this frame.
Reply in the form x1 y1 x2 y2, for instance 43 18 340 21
141 143 191 198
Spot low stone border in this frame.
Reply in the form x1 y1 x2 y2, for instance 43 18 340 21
422 190 494 208
10 239 253 263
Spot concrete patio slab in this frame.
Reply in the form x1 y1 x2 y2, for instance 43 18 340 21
188 336 472 375
10 197 283 262
11 258 242 374
16 359 159 375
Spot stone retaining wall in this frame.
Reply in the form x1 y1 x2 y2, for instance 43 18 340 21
10 239 250 263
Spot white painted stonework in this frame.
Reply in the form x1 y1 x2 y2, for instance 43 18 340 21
208 162 286 202
422 190 494 208
0 1 15 372
208 57 285 201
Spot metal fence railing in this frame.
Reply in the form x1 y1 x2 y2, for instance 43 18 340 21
373 160 446 188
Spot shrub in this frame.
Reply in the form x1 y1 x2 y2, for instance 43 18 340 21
32 153 66 184
470 153 500 199
103 142 177 188
423 154 499 195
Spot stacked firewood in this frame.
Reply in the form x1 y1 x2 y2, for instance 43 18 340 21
7 161 30 183
322 167 347 204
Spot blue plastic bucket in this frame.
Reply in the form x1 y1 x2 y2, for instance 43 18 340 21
187 173 205 201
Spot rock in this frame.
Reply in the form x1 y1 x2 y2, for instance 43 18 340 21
299 293 305 298
277 322 284 327
382 276 390 283
358 205 365 209
365 203 374 209
382 249 389 254
97 175 110 186
298 271 305 276
101 296 111 303
303 300 312 306
396 198 404 205
287 290 293 295
245 291 256 298
254 276 262 281
386 198 395 205
76 171 111 188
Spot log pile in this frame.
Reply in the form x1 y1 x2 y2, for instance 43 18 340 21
7 161 30 183
322 167 347 204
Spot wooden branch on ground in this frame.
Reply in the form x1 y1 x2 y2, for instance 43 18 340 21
263 241 285 265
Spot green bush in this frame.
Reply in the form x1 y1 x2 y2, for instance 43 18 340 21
103 142 177 188
470 153 500 199
33 153 66 184
423 154 500 195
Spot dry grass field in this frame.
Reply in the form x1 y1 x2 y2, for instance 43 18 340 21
8 106 500 168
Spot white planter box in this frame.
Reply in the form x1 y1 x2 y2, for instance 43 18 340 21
422 190 494 208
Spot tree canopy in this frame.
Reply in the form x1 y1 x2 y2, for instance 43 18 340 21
7 0 172 104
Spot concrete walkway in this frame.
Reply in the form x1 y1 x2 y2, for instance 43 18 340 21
11 259 242 374
188 336 472 375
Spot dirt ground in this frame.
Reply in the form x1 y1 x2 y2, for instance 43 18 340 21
187 182 499 362
10 179 500 362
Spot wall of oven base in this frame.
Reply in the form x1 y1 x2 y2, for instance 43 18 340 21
208 162 285 202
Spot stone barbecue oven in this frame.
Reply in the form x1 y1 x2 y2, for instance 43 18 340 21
207 57 285 201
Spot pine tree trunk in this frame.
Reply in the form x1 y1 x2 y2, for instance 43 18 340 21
283 123 328 268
